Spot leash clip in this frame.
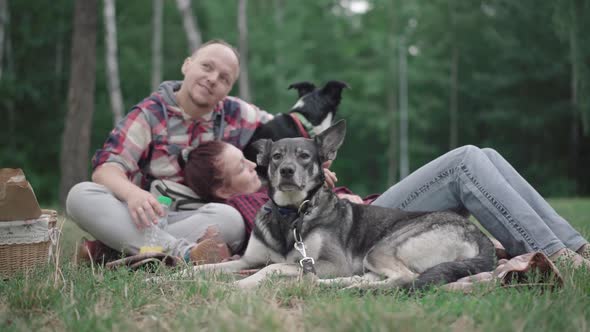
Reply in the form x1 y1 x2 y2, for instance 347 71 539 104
293 229 316 275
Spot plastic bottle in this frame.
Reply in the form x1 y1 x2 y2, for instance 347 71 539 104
139 195 172 254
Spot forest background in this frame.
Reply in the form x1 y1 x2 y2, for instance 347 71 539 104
1 0 589 207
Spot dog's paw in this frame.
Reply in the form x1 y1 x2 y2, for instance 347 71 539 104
234 278 259 290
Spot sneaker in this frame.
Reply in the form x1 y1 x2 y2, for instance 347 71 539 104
550 248 590 270
187 239 231 265
578 244 590 260
76 237 122 265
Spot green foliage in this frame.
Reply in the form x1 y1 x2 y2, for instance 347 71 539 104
2 0 590 204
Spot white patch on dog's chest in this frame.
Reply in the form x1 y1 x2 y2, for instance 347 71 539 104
273 191 307 207
283 231 324 263
313 113 333 134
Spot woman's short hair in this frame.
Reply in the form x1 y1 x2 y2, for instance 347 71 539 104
184 141 227 202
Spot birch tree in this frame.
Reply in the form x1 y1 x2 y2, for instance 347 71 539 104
59 0 98 207
151 0 163 91
175 0 202 52
238 0 252 101
104 0 124 125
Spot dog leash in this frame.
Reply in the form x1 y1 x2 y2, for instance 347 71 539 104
291 200 316 275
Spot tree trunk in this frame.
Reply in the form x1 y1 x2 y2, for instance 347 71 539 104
59 0 98 207
568 0 580 193
273 0 286 110
448 2 459 149
387 89 399 184
104 0 124 125
3 0 10 76
0 0 7 80
449 45 458 149
0 0 16 142
386 0 398 184
175 0 202 53
399 35 409 179
238 0 252 102
151 0 163 91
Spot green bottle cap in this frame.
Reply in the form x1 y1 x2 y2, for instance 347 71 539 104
157 195 172 207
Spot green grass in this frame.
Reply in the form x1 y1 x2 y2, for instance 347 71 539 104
1 198 590 331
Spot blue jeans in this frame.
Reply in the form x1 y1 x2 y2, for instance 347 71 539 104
372 145 587 257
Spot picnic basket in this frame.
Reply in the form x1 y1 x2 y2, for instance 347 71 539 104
0 209 58 278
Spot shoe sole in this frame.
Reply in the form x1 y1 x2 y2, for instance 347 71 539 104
189 239 231 265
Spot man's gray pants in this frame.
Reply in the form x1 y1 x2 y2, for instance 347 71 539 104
372 145 587 257
66 182 245 258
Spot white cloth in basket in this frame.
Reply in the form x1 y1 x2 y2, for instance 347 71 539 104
0 214 51 245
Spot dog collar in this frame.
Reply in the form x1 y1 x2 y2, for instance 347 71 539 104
262 205 297 216
289 112 315 138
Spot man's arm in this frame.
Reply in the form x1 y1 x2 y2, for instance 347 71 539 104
90 105 166 229
92 163 163 229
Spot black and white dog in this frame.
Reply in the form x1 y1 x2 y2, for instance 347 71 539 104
167 120 496 290
243 80 349 170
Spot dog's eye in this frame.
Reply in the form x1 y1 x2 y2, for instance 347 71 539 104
272 153 282 161
299 152 311 160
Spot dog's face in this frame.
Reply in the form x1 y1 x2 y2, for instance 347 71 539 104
288 81 349 127
254 120 347 208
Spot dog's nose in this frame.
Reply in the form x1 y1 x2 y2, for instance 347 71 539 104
279 166 295 178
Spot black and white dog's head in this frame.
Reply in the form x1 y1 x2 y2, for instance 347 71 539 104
254 120 346 208
288 80 349 133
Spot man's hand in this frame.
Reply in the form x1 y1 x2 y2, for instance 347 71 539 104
126 188 164 230
322 160 337 188
92 163 164 230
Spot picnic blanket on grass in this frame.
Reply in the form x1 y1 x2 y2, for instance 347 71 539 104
103 237 563 291
442 251 563 293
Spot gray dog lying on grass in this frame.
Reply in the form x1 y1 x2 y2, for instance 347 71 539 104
156 120 496 290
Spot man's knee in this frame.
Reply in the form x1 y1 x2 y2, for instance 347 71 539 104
66 182 111 221
481 147 499 158
66 182 94 216
455 145 487 164
457 144 480 155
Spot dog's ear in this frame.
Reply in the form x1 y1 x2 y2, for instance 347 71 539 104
320 81 350 103
288 81 316 98
252 139 272 166
315 120 346 163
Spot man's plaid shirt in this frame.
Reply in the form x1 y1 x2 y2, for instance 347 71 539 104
92 83 272 189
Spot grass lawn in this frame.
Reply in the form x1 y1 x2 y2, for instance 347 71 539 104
1 198 589 331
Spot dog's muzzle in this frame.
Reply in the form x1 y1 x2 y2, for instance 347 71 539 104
277 165 303 191
279 165 295 179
